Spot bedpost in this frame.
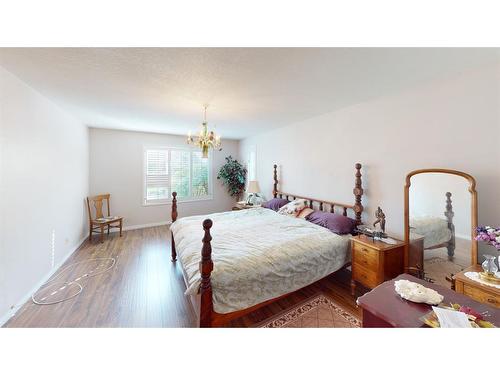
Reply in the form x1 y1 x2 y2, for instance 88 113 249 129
171 192 178 262
273 164 278 198
199 219 214 328
444 192 455 259
353 163 364 225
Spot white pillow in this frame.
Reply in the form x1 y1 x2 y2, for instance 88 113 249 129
278 199 308 217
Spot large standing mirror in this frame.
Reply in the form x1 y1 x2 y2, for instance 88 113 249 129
404 169 478 288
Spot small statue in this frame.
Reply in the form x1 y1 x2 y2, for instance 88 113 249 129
373 206 386 233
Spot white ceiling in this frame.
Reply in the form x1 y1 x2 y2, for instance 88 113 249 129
1 48 499 139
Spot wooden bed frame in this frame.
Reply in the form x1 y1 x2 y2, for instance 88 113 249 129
170 163 364 327
410 191 456 258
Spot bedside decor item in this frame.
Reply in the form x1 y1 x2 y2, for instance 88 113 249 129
246 180 262 205
187 104 222 158
394 279 444 305
217 156 247 198
475 226 500 281
373 206 386 233
481 254 499 275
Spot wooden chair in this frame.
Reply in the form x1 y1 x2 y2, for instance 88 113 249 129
86 194 123 243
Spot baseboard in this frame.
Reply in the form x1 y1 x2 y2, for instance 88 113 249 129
0 235 88 327
108 220 172 233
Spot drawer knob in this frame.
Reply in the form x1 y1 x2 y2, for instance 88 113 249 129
487 298 497 304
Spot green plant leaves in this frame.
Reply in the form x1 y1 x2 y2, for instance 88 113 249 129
217 156 247 197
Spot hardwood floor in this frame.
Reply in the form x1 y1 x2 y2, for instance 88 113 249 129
3 225 365 328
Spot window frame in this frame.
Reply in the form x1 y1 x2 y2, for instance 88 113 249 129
142 146 213 206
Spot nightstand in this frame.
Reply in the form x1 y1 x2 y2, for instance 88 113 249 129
350 234 405 296
454 265 500 308
232 203 261 210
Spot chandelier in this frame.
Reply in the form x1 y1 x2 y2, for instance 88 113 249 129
187 105 222 158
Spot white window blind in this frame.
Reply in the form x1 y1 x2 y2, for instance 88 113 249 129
247 145 256 181
144 148 211 204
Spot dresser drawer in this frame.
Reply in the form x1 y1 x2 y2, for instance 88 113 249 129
352 242 379 269
352 264 379 289
463 284 500 308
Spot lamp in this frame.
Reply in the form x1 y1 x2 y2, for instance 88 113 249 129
246 180 261 205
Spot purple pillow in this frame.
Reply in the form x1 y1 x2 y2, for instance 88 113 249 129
262 198 289 211
306 211 357 235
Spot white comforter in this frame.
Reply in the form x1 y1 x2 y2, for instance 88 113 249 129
170 207 350 314
410 216 452 248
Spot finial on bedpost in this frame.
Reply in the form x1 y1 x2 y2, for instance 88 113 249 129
171 192 178 222
353 163 364 225
200 219 214 328
444 192 454 224
171 192 178 262
273 164 278 198
444 192 455 259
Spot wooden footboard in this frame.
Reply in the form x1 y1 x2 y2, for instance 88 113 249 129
199 219 214 327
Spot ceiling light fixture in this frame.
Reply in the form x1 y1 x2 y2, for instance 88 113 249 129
187 104 222 158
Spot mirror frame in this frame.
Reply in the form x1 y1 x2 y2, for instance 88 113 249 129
404 168 478 273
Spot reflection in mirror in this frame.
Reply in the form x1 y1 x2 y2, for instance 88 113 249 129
408 173 473 287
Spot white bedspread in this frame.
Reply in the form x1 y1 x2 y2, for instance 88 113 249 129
170 207 350 314
410 216 452 248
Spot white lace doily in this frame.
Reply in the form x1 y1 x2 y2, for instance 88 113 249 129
464 272 500 289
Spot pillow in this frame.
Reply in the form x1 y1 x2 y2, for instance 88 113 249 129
297 207 314 219
306 210 357 235
278 199 308 217
262 198 289 211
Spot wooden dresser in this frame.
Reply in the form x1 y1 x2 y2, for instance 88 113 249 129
350 234 405 296
454 265 500 308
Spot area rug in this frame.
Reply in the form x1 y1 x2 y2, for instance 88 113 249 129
258 294 361 328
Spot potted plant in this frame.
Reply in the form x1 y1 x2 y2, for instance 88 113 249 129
217 156 247 200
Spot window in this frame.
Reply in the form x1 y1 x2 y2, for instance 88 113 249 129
247 145 256 181
144 148 211 205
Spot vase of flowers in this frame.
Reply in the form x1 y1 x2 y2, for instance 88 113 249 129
475 226 500 277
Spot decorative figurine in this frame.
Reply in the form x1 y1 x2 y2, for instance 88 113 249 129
373 206 386 233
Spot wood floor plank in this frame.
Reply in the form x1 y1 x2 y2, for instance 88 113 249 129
3 225 364 328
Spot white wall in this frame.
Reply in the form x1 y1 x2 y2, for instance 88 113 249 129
0 66 89 324
240 64 500 242
89 128 240 228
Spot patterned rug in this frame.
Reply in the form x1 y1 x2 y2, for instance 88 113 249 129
258 294 361 328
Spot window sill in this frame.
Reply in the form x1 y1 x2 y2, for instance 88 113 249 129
142 196 214 207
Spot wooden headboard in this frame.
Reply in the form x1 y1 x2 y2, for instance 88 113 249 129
272 163 364 225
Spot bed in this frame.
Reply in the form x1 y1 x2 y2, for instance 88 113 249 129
169 163 364 327
409 192 455 258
